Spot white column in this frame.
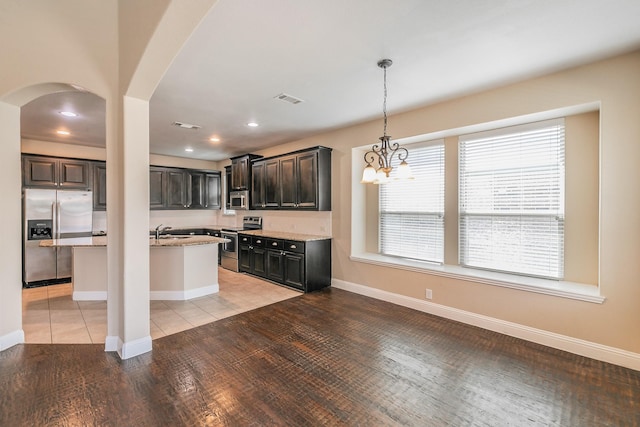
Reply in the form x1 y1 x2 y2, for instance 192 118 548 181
106 95 151 359
0 101 25 350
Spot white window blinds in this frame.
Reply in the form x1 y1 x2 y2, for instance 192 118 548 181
459 119 565 279
379 141 445 263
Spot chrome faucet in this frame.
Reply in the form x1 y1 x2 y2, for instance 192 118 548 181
155 224 172 239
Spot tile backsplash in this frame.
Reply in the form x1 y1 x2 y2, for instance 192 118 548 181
92 209 331 237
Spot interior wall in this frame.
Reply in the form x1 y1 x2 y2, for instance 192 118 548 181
0 0 119 350
271 51 640 354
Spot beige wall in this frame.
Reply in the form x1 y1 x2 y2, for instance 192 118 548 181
255 51 640 354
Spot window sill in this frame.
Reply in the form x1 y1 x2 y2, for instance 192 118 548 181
350 252 604 304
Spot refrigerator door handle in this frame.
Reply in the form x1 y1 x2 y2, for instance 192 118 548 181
55 201 61 239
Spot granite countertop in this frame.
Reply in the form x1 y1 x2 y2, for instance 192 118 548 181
40 235 228 248
238 229 331 242
149 224 234 232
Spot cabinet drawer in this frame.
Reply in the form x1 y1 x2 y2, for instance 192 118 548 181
284 240 305 254
266 238 284 250
252 236 265 247
239 234 251 244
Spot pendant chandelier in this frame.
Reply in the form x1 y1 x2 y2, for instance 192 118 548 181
361 59 413 184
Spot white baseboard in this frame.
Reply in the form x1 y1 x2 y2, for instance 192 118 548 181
150 283 219 301
332 278 640 372
104 335 119 352
117 335 152 360
0 329 24 351
73 291 108 301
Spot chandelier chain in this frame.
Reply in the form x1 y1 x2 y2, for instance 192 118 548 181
382 64 388 137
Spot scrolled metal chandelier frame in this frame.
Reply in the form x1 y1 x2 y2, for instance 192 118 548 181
361 59 413 184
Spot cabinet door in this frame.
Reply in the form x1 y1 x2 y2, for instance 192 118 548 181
225 166 232 210
189 172 205 209
204 173 221 209
23 156 58 188
239 244 251 273
266 249 285 282
166 170 188 209
231 157 249 190
58 159 90 189
264 158 280 208
279 155 297 208
296 151 318 209
284 252 305 290
92 162 107 211
251 161 266 209
149 167 166 209
252 247 267 277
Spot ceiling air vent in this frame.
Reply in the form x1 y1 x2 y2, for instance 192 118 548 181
172 121 201 130
274 93 304 105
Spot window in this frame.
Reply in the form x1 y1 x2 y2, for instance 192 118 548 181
379 141 445 263
459 119 565 279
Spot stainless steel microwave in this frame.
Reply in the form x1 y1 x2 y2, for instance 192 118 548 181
229 190 250 210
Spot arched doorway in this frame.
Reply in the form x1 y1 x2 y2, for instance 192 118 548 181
20 86 107 344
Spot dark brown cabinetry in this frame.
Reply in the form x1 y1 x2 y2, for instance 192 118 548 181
251 157 280 209
92 161 107 211
149 166 221 210
166 169 189 209
230 154 262 191
23 155 91 190
224 166 232 210
239 236 268 277
250 146 331 211
239 233 331 292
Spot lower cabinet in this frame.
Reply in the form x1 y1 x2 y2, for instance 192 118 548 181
239 234 331 292
239 236 268 277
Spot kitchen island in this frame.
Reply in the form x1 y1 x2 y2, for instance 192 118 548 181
40 235 227 301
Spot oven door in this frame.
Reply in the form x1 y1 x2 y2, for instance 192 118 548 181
221 232 237 258
220 232 239 271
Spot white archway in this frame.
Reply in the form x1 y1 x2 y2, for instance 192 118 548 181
0 0 218 359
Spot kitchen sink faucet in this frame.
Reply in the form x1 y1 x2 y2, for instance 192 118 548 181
155 224 172 239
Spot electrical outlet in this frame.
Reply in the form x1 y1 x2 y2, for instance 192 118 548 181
425 289 433 300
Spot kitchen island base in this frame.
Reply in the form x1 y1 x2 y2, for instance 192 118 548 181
70 241 221 301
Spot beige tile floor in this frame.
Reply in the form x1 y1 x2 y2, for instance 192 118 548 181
22 267 301 344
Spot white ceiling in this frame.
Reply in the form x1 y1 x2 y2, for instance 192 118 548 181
21 0 640 161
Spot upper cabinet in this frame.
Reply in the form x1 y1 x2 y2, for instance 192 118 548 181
149 166 221 210
251 146 331 211
251 157 280 209
23 155 91 190
190 171 221 210
149 166 167 209
92 161 107 211
225 165 232 210
230 154 262 191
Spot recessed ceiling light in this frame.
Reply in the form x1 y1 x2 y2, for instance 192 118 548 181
210 137 220 142
185 147 194 152
247 122 259 127
59 111 78 117
56 130 70 135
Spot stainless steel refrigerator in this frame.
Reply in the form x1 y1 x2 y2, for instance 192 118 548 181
23 189 93 287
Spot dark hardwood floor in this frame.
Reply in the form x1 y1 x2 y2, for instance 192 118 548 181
1 287 639 426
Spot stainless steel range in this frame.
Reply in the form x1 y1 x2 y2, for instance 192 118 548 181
220 216 262 272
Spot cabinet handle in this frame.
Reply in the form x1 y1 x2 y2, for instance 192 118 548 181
272 242 278 246
256 240 261 244
290 245 297 249
249 245 253 250
281 251 285 256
